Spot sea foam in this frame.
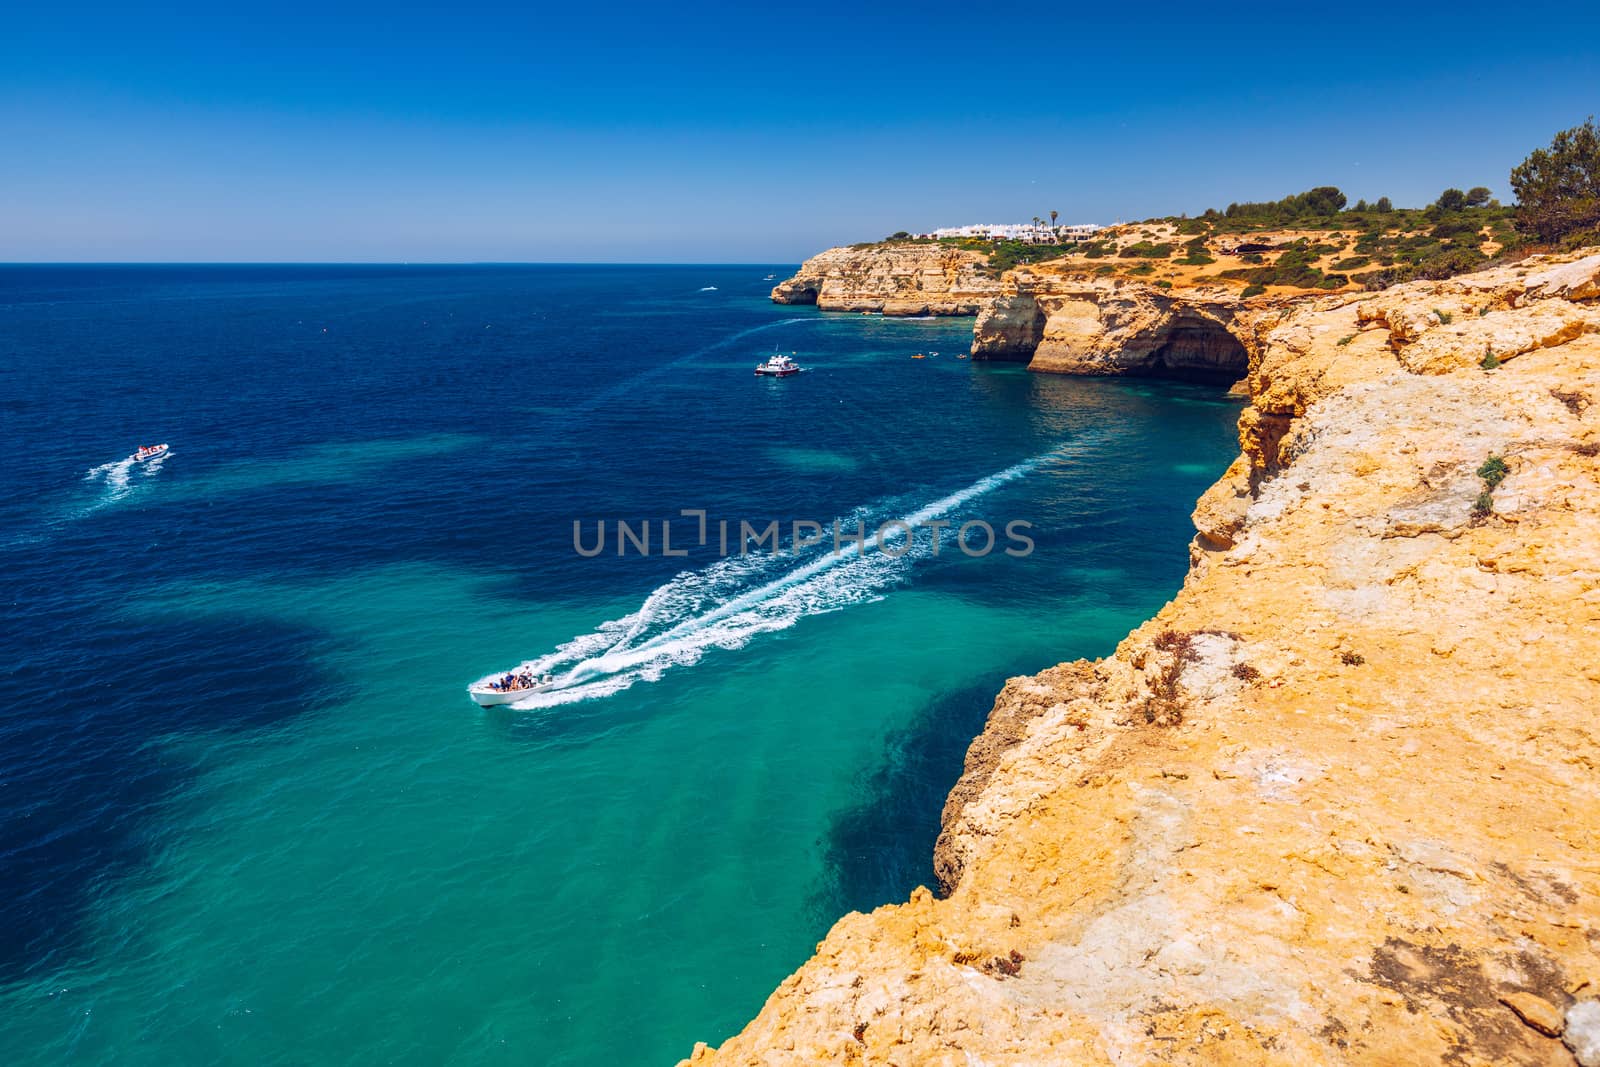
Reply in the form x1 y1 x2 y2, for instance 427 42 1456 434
493 443 1092 708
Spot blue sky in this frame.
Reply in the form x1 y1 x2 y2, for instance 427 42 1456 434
3 1 1597 262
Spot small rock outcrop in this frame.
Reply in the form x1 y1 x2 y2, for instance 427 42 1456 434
769 243 1001 315
687 249 1600 1066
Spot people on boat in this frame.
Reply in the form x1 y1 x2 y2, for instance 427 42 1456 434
487 669 541 692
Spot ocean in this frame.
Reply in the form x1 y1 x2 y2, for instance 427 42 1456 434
0 264 1241 1064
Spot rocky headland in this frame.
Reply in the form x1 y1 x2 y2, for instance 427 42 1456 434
970 268 1251 382
689 250 1600 1065
770 244 1002 316
770 241 1290 383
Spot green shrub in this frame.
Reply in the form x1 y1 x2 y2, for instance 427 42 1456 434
1477 455 1509 488
1332 256 1371 271
1240 283 1267 298
1119 241 1175 259
1337 334 1356 346
1435 308 1454 324
1481 348 1501 370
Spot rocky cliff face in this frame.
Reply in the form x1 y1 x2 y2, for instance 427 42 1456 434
770 244 1002 316
687 251 1600 1066
773 246 1262 382
973 270 1253 383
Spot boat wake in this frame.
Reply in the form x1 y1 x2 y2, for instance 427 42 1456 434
575 317 811 415
490 444 1090 709
79 449 169 513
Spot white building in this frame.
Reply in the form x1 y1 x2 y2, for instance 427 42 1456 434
920 221 1102 244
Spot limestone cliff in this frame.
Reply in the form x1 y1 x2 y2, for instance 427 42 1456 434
687 250 1600 1066
972 269 1253 383
774 246 1266 382
770 244 1001 316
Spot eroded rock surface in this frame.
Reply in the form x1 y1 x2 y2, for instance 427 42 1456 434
686 250 1600 1066
770 244 1000 315
974 269 1253 384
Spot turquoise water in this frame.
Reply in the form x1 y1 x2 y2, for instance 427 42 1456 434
0 265 1241 1064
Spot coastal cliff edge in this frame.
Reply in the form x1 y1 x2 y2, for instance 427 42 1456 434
688 250 1600 1066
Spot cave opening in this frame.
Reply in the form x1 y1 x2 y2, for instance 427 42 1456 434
1139 318 1250 385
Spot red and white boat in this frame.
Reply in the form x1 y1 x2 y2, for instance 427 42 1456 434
754 354 802 377
133 443 169 462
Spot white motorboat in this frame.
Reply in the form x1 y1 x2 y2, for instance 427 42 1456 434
133 443 169 462
754 353 802 377
468 670 556 706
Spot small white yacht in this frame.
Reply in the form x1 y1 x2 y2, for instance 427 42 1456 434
469 670 556 706
133 443 169 462
754 353 802 377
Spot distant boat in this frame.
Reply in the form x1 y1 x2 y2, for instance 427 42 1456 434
755 353 802 377
700 286 719 291
133 443 169 462
469 671 556 706
763 274 776 281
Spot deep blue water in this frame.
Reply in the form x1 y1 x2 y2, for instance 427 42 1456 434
0 264 1241 1064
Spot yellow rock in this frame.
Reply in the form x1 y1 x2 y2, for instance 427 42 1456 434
686 249 1600 1066
770 243 999 315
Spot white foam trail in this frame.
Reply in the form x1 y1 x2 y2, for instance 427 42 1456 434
487 444 1088 709
72 449 171 518
81 456 138 507
575 317 810 414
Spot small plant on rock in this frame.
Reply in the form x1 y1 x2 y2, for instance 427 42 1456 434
1481 346 1501 370
1340 650 1366 666
1144 630 1200 727
1232 662 1262 682
1477 455 1509 489
1337 334 1356 347
1550 388 1590 415
1434 308 1454 325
